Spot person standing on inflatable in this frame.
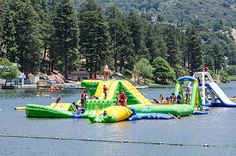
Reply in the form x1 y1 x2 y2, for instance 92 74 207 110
203 67 209 72
103 85 108 99
103 64 110 81
81 90 87 108
117 91 127 107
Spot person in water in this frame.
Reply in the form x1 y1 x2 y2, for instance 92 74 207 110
117 91 127 107
103 85 108 99
55 97 61 103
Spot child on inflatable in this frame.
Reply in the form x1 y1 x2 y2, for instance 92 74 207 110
117 91 127 107
103 85 108 99
81 90 87 108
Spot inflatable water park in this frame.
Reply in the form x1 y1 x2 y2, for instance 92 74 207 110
18 71 236 123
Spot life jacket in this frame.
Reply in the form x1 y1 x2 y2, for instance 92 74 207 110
81 93 86 100
177 94 182 99
103 86 108 92
119 93 126 100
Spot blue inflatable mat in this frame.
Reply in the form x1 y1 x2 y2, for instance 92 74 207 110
192 110 208 115
71 114 83 118
127 113 173 121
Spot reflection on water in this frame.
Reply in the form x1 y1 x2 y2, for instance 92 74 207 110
0 81 236 155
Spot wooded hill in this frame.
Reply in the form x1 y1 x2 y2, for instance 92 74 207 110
73 0 236 28
0 0 236 84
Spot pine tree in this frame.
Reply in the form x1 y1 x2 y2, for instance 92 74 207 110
165 26 180 68
212 43 225 73
127 11 147 60
30 0 52 73
145 25 159 63
185 27 203 75
79 0 109 78
52 0 79 79
146 25 168 63
2 2 18 62
10 0 43 77
105 6 133 73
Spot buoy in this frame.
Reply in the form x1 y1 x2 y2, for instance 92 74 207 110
203 144 209 147
157 142 163 145
15 107 26 110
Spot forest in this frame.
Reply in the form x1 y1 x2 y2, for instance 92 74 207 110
0 0 236 84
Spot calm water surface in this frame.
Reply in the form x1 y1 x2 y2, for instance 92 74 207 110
1 82 236 156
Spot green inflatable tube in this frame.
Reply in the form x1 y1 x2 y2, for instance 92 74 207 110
129 104 194 116
26 104 73 118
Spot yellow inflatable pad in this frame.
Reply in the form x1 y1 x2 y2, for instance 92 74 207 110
50 103 75 112
104 106 133 122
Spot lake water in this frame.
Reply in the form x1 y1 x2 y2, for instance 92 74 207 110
0 82 236 156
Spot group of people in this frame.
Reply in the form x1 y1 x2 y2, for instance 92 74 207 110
155 88 191 105
155 93 178 104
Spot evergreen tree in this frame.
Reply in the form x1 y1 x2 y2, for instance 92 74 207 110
10 0 43 77
2 3 18 62
145 25 159 63
53 0 79 79
165 26 180 67
79 0 109 78
30 0 53 73
105 6 133 73
127 11 147 60
212 43 225 73
185 27 203 74
0 0 3 33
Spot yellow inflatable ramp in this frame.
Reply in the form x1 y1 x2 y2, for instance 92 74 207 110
104 106 133 122
50 103 76 112
106 81 119 100
94 81 113 99
94 81 118 100
122 81 152 105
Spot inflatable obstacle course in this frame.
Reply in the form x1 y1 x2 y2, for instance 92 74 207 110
81 79 198 122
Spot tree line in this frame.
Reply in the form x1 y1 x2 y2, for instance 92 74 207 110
0 0 236 84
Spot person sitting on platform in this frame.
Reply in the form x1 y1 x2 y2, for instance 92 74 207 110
158 94 164 104
170 93 176 104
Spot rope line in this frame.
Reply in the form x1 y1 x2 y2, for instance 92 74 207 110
0 134 235 149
